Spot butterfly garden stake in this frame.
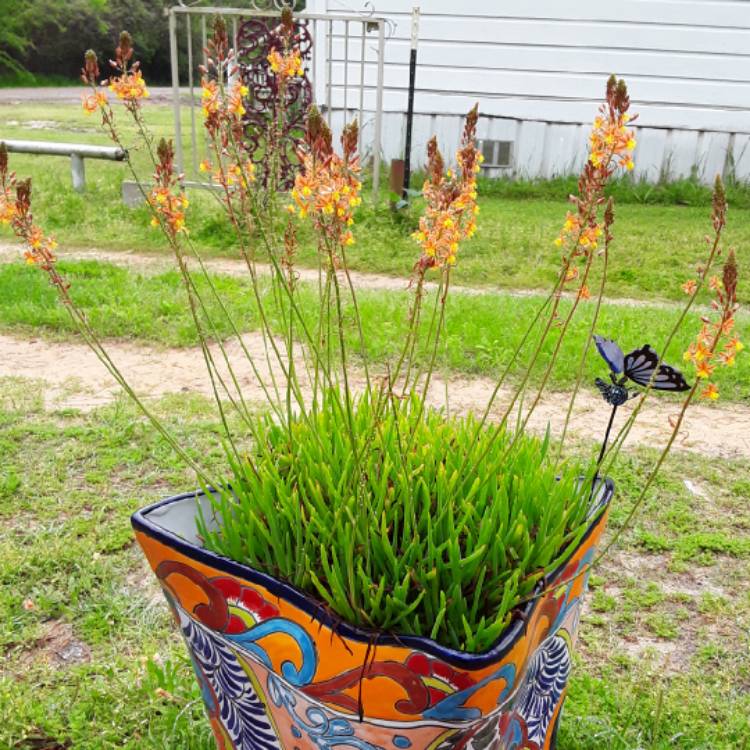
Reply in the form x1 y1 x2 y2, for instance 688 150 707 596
593 335 690 467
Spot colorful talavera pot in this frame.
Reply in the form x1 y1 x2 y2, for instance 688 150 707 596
132 480 613 750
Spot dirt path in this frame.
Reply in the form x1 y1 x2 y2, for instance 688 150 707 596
0 241 691 310
2 331 748 459
0 86 189 106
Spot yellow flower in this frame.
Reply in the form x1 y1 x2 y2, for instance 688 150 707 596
81 91 108 115
700 383 719 400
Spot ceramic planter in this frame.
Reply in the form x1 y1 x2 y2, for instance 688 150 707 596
132 480 613 750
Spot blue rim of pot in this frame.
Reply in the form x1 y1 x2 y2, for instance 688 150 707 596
131 477 614 670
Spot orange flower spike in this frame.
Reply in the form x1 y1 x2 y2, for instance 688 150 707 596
109 69 149 102
267 49 304 81
0 144 15 225
104 32 150 107
413 106 481 269
147 138 188 237
227 81 248 118
587 75 636 173
292 110 361 246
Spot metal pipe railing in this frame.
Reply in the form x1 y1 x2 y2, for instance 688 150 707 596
0 139 127 193
1 140 126 160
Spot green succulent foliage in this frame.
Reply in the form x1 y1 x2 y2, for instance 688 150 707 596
198 391 598 652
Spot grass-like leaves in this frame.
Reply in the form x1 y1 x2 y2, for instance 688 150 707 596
198 391 596 652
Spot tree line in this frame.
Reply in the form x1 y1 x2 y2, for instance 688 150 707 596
1 0 303 85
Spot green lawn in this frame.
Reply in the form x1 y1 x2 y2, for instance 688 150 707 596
2 101 750 306
2 99 749 749
1 259 748 404
0 380 747 748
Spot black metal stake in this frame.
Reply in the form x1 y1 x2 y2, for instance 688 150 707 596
402 7 420 199
592 403 618 498
596 403 618 469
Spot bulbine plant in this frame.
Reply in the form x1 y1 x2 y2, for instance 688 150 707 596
0 12 742 652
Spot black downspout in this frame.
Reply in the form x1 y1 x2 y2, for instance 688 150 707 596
402 7 420 199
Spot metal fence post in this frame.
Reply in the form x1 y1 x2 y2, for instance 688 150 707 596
372 21 385 202
70 154 85 192
169 8 184 175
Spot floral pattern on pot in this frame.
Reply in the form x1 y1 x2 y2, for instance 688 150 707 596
132 483 612 750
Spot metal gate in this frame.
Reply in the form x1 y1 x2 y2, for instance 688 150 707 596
167 3 387 197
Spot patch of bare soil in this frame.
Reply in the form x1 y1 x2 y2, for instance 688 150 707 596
2 331 749 458
17 619 91 669
579 547 747 676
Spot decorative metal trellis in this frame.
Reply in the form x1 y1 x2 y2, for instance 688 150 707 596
236 16 313 190
167 4 387 199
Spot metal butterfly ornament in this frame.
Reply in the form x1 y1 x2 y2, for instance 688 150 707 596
593 335 690 406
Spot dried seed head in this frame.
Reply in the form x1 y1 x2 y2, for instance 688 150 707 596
212 16 228 59
604 196 615 229
341 119 358 160
0 143 7 177
82 49 100 84
426 136 445 184
117 31 134 64
606 74 617 102
281 6 294 35
723 249 738 304
463 103 479 143
305 105 332 157
306 104 323 140
157 138 174 171
15 178 32 216
712 175 727 231
615 78 630 113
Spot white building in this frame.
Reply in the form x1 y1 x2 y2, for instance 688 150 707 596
307 0 750 183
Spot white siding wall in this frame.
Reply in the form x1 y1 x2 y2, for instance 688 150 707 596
305 0 750 182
